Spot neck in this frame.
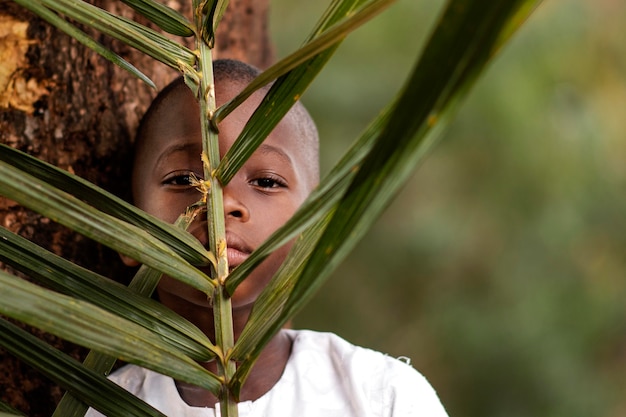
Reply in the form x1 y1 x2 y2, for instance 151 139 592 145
157 290 293 407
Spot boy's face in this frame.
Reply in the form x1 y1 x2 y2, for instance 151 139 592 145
132 80 316 310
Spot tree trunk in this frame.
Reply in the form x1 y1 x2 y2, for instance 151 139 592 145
0 1 273 414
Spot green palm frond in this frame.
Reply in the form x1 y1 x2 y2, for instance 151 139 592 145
201 0 229 46
1 0 542 415
224 102 385 294
215 0 395 184
0 319 166 416
0 160 215 295
0 227 216 361
0 144 212 267
213 0 395 124
53 208 211 417
228 0 542 391
0 400 23 416
17 0 196 71
0 270 222 394
120 0 195 37
13 0 155 87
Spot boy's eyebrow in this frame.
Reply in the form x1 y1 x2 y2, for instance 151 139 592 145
154 141 293 169
256 144 293 166
155 142 200 168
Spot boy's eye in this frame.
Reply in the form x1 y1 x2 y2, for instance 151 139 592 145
250 176 286 189
163 172 202 187
169 175 192 185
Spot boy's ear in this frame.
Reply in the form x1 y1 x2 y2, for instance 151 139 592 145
119 253 140 267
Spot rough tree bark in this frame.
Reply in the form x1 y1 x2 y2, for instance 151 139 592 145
0 1 273 415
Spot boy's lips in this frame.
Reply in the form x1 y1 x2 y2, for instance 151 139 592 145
225 234 252 269
227 247 249 269
189 225 252 269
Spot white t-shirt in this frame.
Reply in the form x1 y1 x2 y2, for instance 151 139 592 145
87 329 448 417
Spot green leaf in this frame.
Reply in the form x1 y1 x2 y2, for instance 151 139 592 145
53 350 120 417
213 0 395 125
53 207 212 417
0 319 166 417
228 215 331 393
229 0 542 390
224 106 388 294
0 144 212 267
277 0 543 346
201 0 229 47
33 0 196 69
214 47 337 184
0 271 222 394
213 0 395 185
0 226 216 361
0 401 23 416
0 160 215 295
13 0 155 88
120 0 195 37
215 0 395 184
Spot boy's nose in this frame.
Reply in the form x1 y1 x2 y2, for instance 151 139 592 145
222 184 250 222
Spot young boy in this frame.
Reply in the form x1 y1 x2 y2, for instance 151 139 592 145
88 59 448 416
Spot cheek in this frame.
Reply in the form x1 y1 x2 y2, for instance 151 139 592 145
140 192 202 224
231 241 294 309
254 201 302 240
157 275 211 308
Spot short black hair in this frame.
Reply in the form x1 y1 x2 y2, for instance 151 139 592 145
213 58 262 84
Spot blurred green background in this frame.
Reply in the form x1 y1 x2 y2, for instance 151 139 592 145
271 1 626 416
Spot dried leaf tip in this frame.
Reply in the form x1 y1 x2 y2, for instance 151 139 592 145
189 172 211 203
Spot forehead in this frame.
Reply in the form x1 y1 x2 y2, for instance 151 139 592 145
136 80 312 177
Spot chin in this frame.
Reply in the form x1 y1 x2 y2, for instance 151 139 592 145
228 255 286 311
227 279 267 312
157 249 286 316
